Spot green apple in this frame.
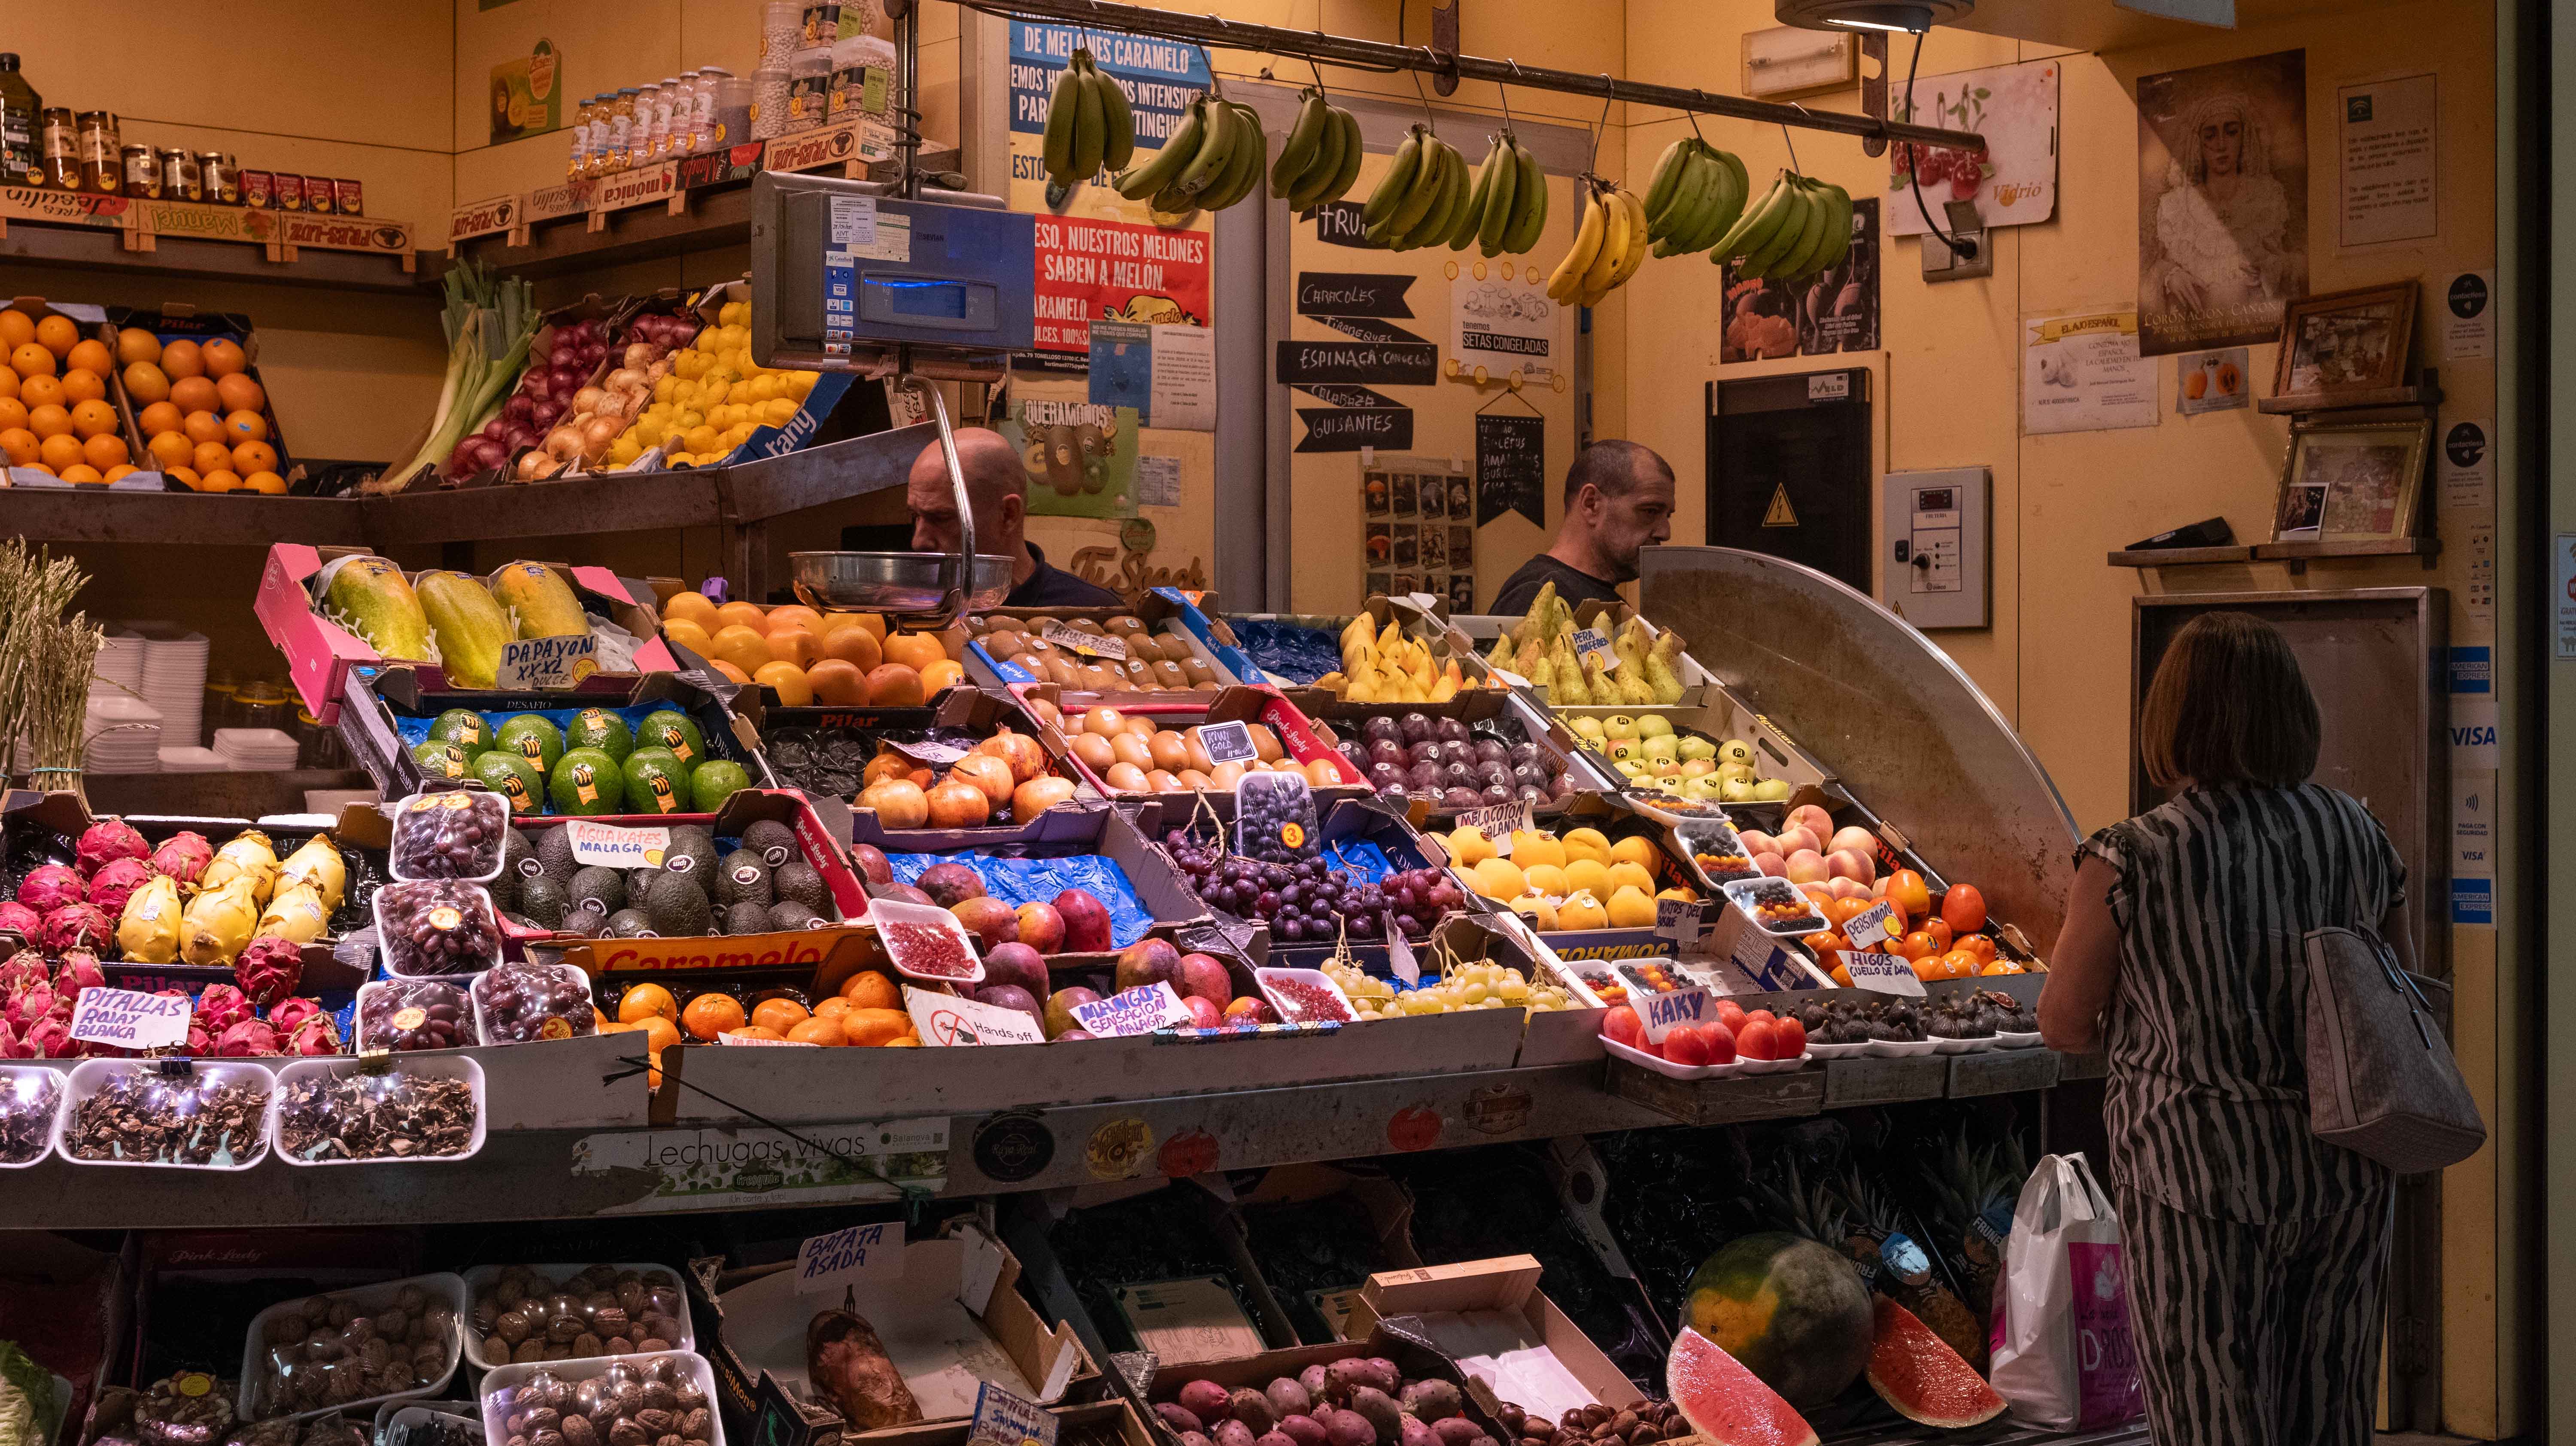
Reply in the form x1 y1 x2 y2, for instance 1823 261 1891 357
1655 775 1686 794
1680 758 1716 778
1752 777 1794 802
1604 714 1640 740
1717 740 1756 769
1568 716 1607 741
1636 715 1674 739
1677 736 1718 762
1641 734 1679 761
1720 777 1759 802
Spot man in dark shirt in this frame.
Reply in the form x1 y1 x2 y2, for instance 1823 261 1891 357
1487 440 1676 616
908 428 1126 608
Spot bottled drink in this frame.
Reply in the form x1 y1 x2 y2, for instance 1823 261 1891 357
0 54 39 188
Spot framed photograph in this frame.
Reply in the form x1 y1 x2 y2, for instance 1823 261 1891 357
2273 419 2430 542
1365 523 1391 568
1392 474 1419 517
1363 471 1390 517
2272 281 2416 400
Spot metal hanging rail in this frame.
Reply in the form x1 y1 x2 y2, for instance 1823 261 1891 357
953 0 1987 153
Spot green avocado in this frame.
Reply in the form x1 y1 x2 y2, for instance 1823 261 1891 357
565 707 635 763
690 758 753 814
470 750 544 815
495 713 564 775
410 739 469 779
547 746 625 816
427 708 492 754
636 708 707 767
621 748 690 816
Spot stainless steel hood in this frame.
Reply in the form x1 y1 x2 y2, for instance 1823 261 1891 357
1640 545 2080 950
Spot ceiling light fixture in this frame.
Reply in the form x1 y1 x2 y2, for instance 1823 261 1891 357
1773 0 1974 33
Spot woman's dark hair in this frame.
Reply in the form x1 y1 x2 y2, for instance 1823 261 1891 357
2140 611 2321 789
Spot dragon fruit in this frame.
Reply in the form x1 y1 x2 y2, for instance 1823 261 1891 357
53 950 103 1001
19 1015 71 1058
0 949 47 1000
3 979 54 1034
86 856 155 917
200 830 280 907
16 865 84 913
277 835 347 912
193 983 254 1035
76 818 150 878
39 903 112 954
0 901 40 943
214 1018 282 1057
150 830 214 889
283 1011 340 1056
267 996 324 1037
233 936 304 1008
255 884 331 946
118 875 182 964
179 876 259 966
0 1019 20 1058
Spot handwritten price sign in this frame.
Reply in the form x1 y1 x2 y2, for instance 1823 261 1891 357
795 1221 905 1294
68 988 192 1050
1629 982 1711 1043
1842 952 1926 996
496 635 599 689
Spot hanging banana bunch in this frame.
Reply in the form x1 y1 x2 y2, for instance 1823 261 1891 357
1270 88 1366 212
1038 48 1133 193
1544 173 1648 308
1359 124 1456 251
1708 170 1854 283
1461 127 1548 256
1641 135 1749 258
1110 85 1269 218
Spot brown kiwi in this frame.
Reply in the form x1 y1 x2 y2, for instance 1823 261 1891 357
1153 659 1187 688
1179 657 1217 685
1105 615 1147 636
1043 656 1081 685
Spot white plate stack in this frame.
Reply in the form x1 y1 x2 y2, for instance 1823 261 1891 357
213 728 301 771
137 631 210 750
158 745 229 772
82 694 165 775
95 632 146 698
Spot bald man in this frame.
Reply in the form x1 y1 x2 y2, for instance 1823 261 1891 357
1487 440 1676 616
908 428 1124 608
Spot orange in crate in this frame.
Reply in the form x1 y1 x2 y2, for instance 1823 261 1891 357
36 433 81 471
59 369 103 405
617 982 677 1023
840 970 899 1009
81 434 128 471
680 992 747 1040
840 1007 914 1047
32 315 76 357
786 1016 847 1047
750 997 810 1034
69 400 117 439
64 339 109 375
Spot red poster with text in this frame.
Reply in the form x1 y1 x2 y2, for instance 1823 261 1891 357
1031 213 1212 352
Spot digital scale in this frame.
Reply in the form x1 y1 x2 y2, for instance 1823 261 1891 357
749 171 1042 625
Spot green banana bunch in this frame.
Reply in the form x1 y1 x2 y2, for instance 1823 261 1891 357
1038 49 1131 191
1271 88 1365 212
1361 127 1480 252
1708 170 1854 283
1456 128 1548 256
1642 136 1749 258
1111 88 1269 216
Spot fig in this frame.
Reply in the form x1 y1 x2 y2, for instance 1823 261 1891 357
1177 1381 1234 1423
1264 1380 1313 1422
1429 1422 1482 1446
1213 1421 1256 1446
1182 1435 1212 1446
1399 1381 1462 1423
1156 1407 1205 1436
1277 1417 1327 1446
1346 1388 1400 1446
1228 1391 1276 1436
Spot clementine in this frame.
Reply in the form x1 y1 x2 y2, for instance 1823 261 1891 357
751 997 811 1034
618 981 678 1023
840 970 900 1009
680 992 747 1039
785 1016 847 1046
840 1007 914 1047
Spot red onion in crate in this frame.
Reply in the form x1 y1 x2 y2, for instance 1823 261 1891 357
498 422 538 453
530 398 564 429
502 393 538 426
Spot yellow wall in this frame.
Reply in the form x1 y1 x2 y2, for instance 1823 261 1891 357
1617 1 2507 1433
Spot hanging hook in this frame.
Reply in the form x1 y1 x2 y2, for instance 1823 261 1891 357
1781 103 1813 173
1496 68 1516 140
1588 72 1614 174
1411 58 1437 130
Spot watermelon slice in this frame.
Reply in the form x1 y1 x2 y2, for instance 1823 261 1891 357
1866 1296 2007 1428
1668 1327 1819 1446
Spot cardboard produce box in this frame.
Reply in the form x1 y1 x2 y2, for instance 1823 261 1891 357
1442 601 1716 718
697 1221 1095 1446
103 305 297 484
1343 1257 1646 1420
260 544 685 724
767 686 1099 813
1229 1166 1424 1344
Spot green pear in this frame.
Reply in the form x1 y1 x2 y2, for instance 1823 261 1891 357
1752 777 1794 802
1717 739 1756 768
1677 736 1718 761
1720 777 1759 802
1717 762 1755 786
1569 716 1607 741
1604 714 1640 740
1680 759 1716 778
1642 734 1680 761
1635 715 1674 739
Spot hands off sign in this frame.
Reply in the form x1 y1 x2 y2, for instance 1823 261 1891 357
795 1221 905 1294
69 988 192 1050
496 635 599 689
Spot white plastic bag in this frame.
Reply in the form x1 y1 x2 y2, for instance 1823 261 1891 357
1987 1152 2143 1429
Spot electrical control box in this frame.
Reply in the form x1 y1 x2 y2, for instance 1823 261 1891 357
1881 466 1989 630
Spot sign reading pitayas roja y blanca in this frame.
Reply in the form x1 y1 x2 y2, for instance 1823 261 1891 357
69 988 193 1050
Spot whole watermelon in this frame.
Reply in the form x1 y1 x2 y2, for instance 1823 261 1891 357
1682 1232 1873 1409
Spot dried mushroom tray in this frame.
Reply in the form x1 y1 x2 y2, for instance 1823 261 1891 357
270 1055 486 1167
0 1063 64 1169
56 1058 276 1170
460 1264 696 1370
237 1272 470 1424
478 1349 726 1446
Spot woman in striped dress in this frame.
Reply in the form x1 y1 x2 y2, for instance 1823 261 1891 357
2039 611 2407 1445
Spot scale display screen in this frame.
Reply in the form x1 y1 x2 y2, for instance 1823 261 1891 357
881 279 971 319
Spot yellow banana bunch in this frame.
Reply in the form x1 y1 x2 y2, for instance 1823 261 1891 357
1546 176 1650 309
1111 87 1265 216
1270 88 1365 212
